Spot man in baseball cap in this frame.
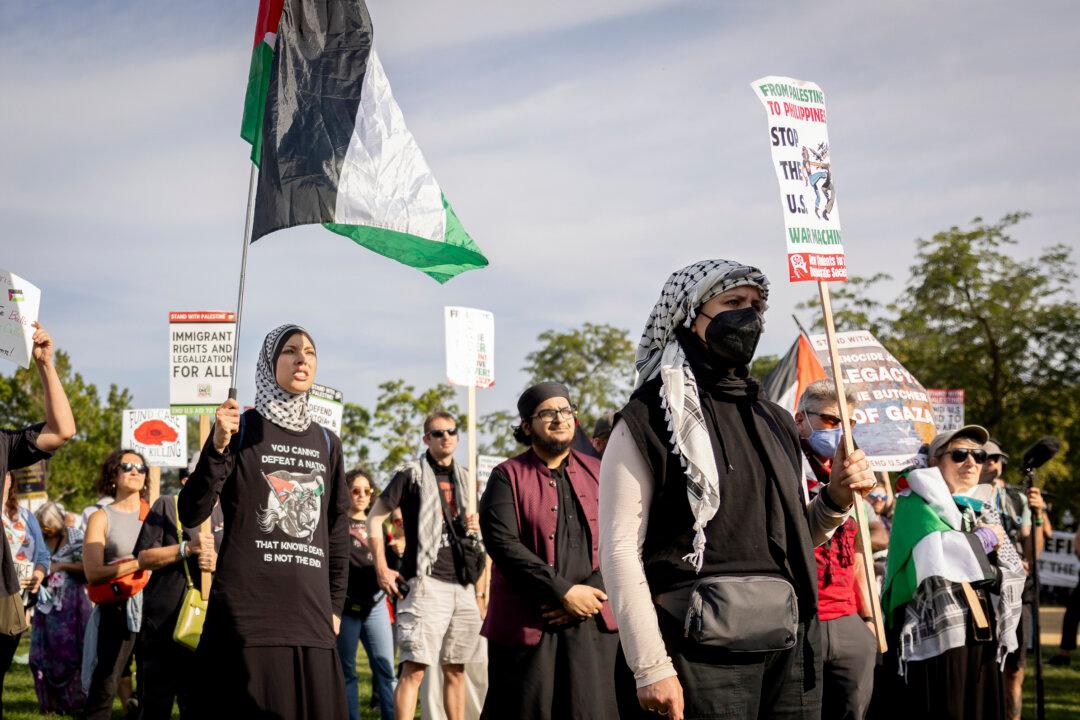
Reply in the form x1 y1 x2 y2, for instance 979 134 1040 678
927 425 990 463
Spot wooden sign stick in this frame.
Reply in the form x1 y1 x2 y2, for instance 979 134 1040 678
818 281 888 652
198 414 214 600
466 384 478 516
148 466 161 505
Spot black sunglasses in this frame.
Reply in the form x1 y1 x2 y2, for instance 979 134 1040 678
945 448 988 464
120 462 148 474
427 428 458 439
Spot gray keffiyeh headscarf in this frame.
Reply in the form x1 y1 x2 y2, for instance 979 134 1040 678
255 324 315 433
635 259 770 571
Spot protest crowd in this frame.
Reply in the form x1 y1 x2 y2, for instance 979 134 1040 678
3 3 1077 720
2 255 1073 720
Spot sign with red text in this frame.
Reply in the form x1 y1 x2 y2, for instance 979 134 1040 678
444 306 495 389
927 389 965 434
809 330 935 470
169 311 236 415
122 409 188 468
0 269 41 369
308 383 344 435
476 454 508 500
752 76 847 282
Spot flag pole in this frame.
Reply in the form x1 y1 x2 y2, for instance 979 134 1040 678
817 280 888 652
228 163 259 401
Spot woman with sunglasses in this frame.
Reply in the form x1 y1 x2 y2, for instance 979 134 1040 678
179 324 350 720
82 449 150 720
338 468 397 720
878 426 1025 720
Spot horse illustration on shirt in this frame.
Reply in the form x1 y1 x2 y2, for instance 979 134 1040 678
257 470 325 541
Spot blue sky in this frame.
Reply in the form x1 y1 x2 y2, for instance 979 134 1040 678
2 1 1077 450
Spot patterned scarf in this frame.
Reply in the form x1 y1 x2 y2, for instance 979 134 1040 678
254 324 314 433
634 259 770 571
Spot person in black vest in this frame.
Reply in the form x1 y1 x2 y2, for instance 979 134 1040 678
598 259 875 720
0 323 75 720
479 382 619 719
179 324 350 720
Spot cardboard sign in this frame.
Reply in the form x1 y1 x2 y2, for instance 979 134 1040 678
308 383 344 435
809 330 935 470
444 307 495 389
752 77 847 283
10 460 46 496
0 269 42 369
1039 530 1079 589
169 311 236 415
927 389 965 433
122 409 188 468
476 454 507 500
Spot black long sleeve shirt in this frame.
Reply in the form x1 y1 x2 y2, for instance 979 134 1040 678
179 410 349 649
479 463 601 609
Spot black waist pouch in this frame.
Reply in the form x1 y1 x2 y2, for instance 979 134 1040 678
657 575 799 653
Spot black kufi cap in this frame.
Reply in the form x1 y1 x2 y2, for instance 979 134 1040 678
517 382 571 419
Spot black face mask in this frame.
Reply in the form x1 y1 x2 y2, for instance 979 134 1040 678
701 306 763 367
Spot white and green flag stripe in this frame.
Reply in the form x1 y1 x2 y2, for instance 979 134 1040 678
241 0 487 283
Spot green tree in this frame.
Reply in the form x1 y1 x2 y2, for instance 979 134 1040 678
340 401 374 471
750 354 781 382
477 410 519 458
0 349 132 509
521 323 636 432
371 379 460 481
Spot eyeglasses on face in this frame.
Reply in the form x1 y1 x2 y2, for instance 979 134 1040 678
351 487 372 496
806 410 844 428
868 492 888 502
427 428 458 439
120 462 148 474
943 448 988 464
533 406 576 423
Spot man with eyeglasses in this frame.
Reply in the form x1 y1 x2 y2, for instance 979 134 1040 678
367 411 484 720
878 425 1025 720
794 380 882 720
478 382 620 719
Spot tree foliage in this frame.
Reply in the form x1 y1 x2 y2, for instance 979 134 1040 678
521 322 636 432
0 350 131 510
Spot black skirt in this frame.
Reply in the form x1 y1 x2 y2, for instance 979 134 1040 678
192 635 347 720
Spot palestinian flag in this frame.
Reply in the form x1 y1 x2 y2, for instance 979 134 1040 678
760 335 826 415
240 0 488 284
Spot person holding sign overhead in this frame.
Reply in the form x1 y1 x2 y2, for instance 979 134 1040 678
179 324 350 720
598 260 875 720
0 323 75 720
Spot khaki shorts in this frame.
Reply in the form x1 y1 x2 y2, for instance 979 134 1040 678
396 576 484 667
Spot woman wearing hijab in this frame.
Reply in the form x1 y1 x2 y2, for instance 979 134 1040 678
598 259 875 720
179 324 349 719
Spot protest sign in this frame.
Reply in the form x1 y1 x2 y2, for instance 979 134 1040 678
122 409 188 468
444 307 495 389
476 454 507 500
308 383 344 435
1039 530 1079 589
0 269 42 369
169 311 236 415
751 77 847 282
11 461 47 511
809 330 936 471
927 389 965 433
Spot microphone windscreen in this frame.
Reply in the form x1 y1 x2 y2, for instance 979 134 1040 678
1022 436 1061 470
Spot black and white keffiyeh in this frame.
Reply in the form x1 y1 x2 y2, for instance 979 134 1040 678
254 323 314 433
634 259 770 571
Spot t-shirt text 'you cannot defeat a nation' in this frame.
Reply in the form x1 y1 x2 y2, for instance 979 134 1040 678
255 442 328 568
752 77 848 283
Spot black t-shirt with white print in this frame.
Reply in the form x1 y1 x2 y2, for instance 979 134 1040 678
179 410 349 649
380 453 461 584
